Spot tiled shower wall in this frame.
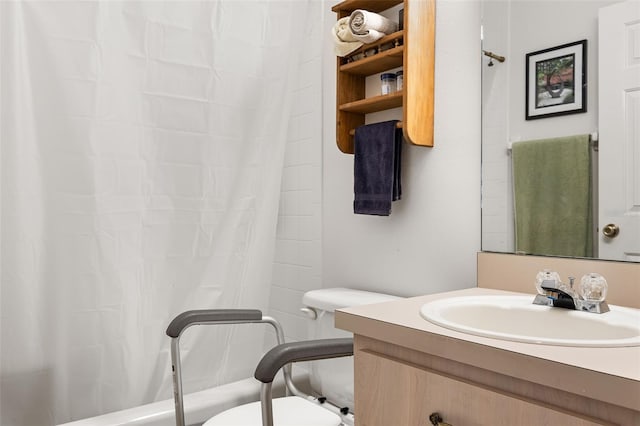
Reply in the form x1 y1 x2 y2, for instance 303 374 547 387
268 3 324 343
481 0 513 253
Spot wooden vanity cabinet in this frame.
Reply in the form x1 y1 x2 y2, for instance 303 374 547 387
333 0 435 153
356 349 600 425
353 336 637 425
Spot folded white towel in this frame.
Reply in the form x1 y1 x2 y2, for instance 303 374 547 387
348 9 398 43
352 29 387 44
332 17 363 57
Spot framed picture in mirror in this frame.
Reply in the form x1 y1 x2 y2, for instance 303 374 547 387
525 39 587 120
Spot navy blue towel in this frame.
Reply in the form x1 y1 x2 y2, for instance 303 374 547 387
353 120 402 216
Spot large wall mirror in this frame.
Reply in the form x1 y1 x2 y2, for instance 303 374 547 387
481 0 640 262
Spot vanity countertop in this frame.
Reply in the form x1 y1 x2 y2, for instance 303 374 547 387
335 287 640 412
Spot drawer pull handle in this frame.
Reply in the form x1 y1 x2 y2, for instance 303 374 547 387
429 412 453 426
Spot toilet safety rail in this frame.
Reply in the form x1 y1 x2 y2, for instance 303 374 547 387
166 309 354 426
254 337 354 426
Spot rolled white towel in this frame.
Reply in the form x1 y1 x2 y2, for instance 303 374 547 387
348 9 398 43
352 29 387 44
332 17 364 57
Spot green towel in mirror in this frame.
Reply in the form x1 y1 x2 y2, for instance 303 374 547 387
512 134 593 258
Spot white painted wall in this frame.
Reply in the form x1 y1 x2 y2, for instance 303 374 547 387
322 1 482 297
268 1 483 343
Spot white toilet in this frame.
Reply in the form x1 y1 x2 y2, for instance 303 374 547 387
301 288 401 414
202 287 400 426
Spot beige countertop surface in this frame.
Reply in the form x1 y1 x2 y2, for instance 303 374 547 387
335 287 640 412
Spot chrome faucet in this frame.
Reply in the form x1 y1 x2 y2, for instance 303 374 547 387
532 271 610 314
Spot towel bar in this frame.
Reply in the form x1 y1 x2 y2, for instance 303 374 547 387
349 121 403 136
506 132 598 154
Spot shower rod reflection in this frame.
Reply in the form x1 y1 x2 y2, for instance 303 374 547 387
483 50 506 66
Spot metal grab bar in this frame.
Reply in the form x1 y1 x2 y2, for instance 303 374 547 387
166 309 289 426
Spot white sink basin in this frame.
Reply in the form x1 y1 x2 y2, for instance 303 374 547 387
420 295 640 347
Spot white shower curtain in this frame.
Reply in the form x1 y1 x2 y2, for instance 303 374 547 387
0 1 315 424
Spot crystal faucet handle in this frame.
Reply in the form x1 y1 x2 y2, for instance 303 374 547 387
535 270 561 294
580 273 608 302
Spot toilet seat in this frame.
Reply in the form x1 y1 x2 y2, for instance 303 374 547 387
168 289 399 426
203 396 343 426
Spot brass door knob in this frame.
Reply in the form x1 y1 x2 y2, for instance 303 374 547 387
429 413 453 426
602 224 620 238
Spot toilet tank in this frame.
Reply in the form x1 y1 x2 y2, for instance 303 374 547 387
301 288 401 412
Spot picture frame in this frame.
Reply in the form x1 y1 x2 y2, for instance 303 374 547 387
525 40 587 120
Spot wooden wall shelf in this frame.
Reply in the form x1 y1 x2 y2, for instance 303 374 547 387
334 0 435 154
340 45 404 76
332 0 403 14
339 92 403 114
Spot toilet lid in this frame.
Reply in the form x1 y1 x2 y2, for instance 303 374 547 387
203 396 343 426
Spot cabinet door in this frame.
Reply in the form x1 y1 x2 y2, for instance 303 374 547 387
355 351 603 425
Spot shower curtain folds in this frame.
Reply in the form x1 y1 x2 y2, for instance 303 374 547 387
0 1 315 424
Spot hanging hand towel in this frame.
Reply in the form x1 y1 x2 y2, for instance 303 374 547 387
348 9 398 44
332 17 363 57
354 120 402 216
512 134 593 257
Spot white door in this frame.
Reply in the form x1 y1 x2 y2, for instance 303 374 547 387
598 0 640 262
